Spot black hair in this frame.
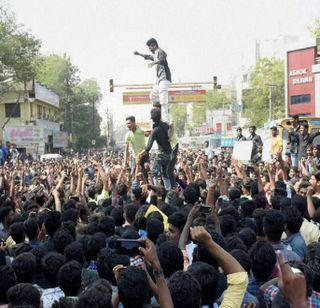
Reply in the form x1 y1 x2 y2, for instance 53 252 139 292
219 214 237 237
187 262 219 304
41 252 66 287
305 242 320 292
12 252 37 283
85 221 100 235
118 266 148 308
44 211 62 237
61 208 78 224
64 241 85 265
183 186 199 205
263 209 284 242
300 121 309 130
157 241 184 278
168 212 187 233
150 108 161 123
24 218 39 241
230 249 252 274
146 218 164 244
86 232 107 262
249 241 276 281
225 235 247 252
9 222 25 244
77 286 112 308
53 228 74 254
97 248 130 285
98 216 115 237
124 204 139 224
0 265 18 303
228 187 241 201
219 206 240 221
282 206 303 234
238 227 257 250
146 38 158 47
7 283 40 308
125 115 135 122
0 206 12 223
239 199 256 217
168 271 201 308
111 207 125 227
291 194 309 219
58 261 82 296
252 208 266 237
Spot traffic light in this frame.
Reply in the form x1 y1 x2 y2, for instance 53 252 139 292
213 76 221 91
109 79 114 92
213 76 217 90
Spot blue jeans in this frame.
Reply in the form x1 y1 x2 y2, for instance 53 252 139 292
290 153 298 167
152 152 171 191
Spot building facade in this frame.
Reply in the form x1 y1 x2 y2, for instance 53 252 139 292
286 45 320 117
0 80 67 155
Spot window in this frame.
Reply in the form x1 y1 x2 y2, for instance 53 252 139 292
290 94 311 105
37 105 43 119
5 103 21 118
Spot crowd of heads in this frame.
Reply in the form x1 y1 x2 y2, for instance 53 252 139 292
0 112 319 307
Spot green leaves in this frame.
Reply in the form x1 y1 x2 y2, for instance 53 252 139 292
36 54 103 150
0 5 41 87
243 57 285 127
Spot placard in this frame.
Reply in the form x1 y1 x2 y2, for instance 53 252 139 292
232 140 253 161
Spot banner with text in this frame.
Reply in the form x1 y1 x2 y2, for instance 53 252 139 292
123 89 206 105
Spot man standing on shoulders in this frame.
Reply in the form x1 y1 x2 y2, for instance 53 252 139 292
134 38 172 122
124 116 149 179
286 115 300 167
269 126 283 160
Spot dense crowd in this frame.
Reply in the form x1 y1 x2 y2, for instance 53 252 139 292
0 110 320 308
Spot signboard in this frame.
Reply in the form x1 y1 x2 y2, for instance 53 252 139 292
53 131 68 148
35 82 60 108
232 140 253 161
3 125 44 146
287 47 316 116
123 89 206 105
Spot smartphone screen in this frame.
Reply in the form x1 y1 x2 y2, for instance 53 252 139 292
115 239 144 256
199 204 211 214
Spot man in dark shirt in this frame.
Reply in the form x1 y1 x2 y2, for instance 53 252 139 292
248 126 263 159
297 122 320 161
134 38 171 122
286 115 300 167
235 127 246 141
140 108 172 191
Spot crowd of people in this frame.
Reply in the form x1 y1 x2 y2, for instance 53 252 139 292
0 36 320 308
0 106 319 308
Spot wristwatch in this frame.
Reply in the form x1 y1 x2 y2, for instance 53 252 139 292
153 268 164 278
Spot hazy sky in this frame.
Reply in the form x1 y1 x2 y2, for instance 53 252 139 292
8 0 320 125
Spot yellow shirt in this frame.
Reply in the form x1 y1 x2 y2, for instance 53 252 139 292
125 126 146 158
270 135 283 155
220 272 248 308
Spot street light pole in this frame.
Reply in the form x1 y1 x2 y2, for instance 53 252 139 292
92 95 95 145
268 85 272 122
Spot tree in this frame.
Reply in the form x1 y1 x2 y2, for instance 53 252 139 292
72 79 103 150
169 104 187 137
243 57 285 127
0 3 41 91
36 55 103 150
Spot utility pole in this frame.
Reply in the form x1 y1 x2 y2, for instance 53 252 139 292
268 85 276 122
92 95 95 146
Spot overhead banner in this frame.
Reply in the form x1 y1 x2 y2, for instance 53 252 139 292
123 89 206 105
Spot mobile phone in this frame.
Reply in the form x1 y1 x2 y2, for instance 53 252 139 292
70 196 80 202
199 204 211 214
115 239 145 256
